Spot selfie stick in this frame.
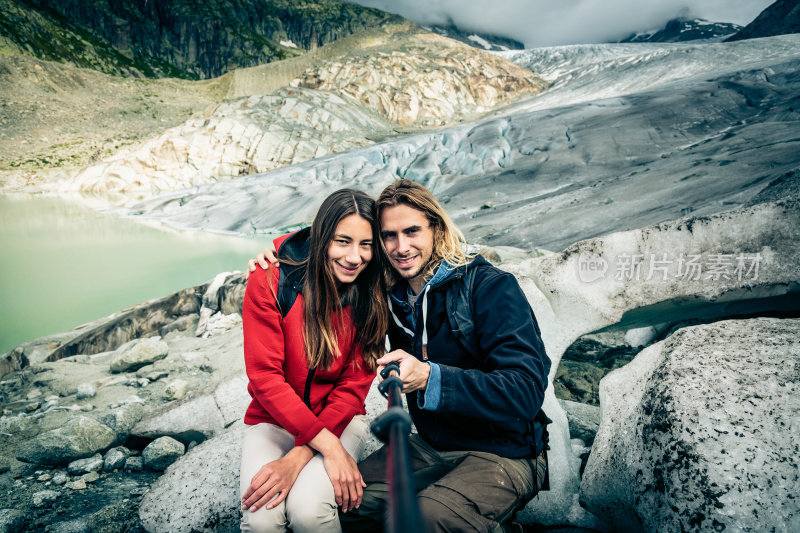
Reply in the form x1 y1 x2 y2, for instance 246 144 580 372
370 361 423 533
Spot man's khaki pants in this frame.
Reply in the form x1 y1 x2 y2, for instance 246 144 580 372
340 434 547 533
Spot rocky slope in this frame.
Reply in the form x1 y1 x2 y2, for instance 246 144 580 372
1 23 545 199
1 0 402 78
53 24 545 197
0 54 225 191
727 0 800 42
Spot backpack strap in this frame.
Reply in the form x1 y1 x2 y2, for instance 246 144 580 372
276 266 301 320
445 264 480 358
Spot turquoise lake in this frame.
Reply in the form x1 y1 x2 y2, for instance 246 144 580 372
0 194 266 354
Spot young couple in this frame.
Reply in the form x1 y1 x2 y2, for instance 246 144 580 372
240 180 551 533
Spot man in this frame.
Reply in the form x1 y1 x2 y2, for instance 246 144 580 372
253 180 550 532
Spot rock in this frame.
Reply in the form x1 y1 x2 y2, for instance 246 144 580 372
44 518 89 533
159 314 199 337
139 424 243 533
97 401 145 445
142 437 185 471
162 380 188 401
0 508 25 533
67 479 87 490
81 471 99 483
123 457 142 472
15 416 115 466
109 337 169 374
132 394 224 443
580 318 800 531
52 471 69 485
26 389 42 400
561 400 601 445
103 447 130 472
196 312 242 339
0 456 10 473
143 371 168 382
623 326 661 348
32 489 59 507
76 384 96 400
86 499 145 533
37 473 52 482
132 374 249 442
67 453 103 475
212 374 251 427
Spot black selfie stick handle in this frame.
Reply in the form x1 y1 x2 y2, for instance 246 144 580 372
370 361 423 533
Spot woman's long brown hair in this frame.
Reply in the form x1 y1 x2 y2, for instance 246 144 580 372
302 189 388 372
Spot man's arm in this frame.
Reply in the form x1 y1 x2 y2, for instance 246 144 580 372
430 270 550 422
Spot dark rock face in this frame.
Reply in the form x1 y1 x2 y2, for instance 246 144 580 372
425 22 525 51
620 18 741 43
727 0 800 42
4 0 402 78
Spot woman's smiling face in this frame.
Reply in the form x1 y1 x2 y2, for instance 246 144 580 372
327 213 374 284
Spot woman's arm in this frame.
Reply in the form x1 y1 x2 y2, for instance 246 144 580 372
316 345 376 438
241 444 315 512
308 428 366 513
243 266 327 443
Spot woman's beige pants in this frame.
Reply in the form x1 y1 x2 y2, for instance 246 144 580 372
239 416 369 532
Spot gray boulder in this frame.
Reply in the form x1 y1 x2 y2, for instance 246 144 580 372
97 401 145 445
162 379 189 401
110 337 169 374
15 416 115 466
142 437 185 471
87 499 143 533
32 490 60 507
561 400 601 445
76 383 97 400
580 318 800 531
43 518 88 533
0 509 25 533
131 373 250 442
123 456 143 472
132 395 224 443
67 453 103 475
159 313 199 337
139 424 243 533
103 446 131 471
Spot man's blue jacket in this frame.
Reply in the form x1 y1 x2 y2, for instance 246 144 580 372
387 256 551 459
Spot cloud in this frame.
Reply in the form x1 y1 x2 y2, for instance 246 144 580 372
346 0 774 47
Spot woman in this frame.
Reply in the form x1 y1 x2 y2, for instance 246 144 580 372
240 189 388 533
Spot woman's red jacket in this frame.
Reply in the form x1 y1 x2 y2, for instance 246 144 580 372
242 234 376 446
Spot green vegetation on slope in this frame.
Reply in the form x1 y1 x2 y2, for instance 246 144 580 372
0 0 404 79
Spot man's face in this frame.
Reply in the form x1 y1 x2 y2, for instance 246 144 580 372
380 204 435 288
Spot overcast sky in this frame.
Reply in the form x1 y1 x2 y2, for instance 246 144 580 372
346 0 774 47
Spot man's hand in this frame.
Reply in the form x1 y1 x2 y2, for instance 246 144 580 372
377 350 431 393
241 446 312 512
247 247 278 273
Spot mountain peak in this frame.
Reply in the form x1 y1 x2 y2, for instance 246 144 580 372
618 17 741 43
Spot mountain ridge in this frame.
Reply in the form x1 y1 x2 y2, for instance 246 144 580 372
0 0 403 78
